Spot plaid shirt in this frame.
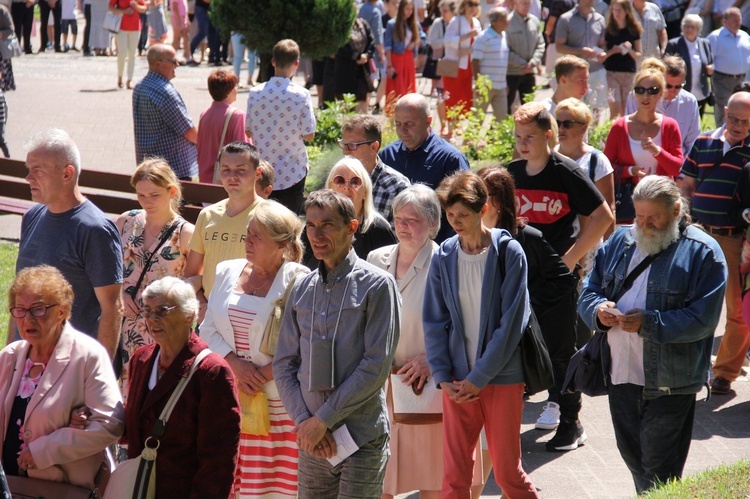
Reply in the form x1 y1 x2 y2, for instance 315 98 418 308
133 71 197 179
371 158 410 224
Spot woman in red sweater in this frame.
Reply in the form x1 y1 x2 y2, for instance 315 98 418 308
603 58 683 222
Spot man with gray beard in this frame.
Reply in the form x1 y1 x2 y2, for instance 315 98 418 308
579 176 727 494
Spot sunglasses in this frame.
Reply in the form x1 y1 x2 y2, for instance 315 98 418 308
665 83 683 89
468 2 480 6
140 305 178 319
634 86 660 95
332 175 363 189
556 119 585 129
337 139 375 151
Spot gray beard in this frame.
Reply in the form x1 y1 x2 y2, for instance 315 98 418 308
632 217 680 256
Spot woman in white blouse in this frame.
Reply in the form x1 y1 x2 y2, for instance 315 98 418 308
442 0 481 137
427 0 457 136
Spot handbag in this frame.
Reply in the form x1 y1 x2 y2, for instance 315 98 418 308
103 11 122 34
259 269 303 356
497 237 555 395
614 166 636 223
239 391 270 436
436 17 460 78
104 349 211 499
562 252 660 396
212 108 237 184
388 367 442 425
0 33 22 59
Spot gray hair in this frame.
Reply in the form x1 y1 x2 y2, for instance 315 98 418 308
23 128 81 176
142 276 199 321
326 157 382 233
392 184 442 239
632 176 685 218
488 7 508 24
439 0 456 12
682 13 703 31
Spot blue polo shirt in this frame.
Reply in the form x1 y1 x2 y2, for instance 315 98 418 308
379 131 470 242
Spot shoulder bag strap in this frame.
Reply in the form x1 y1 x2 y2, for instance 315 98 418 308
589 149 599 183
128 220 185 301
218 108 236 149
612 252 659 303
151 348 211 438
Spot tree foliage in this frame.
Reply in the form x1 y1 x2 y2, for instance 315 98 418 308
211 0 356 60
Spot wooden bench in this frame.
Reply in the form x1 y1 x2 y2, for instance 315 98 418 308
0 158 228 224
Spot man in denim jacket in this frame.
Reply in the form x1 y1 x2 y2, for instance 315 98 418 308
579 176 727 494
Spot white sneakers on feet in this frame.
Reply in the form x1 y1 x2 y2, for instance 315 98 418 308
535 401 561 430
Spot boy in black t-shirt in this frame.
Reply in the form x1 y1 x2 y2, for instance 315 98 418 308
508 101 614 452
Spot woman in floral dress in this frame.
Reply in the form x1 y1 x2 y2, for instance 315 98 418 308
115 158 194 399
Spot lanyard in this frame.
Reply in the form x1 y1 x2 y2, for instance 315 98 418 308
308 273 351 390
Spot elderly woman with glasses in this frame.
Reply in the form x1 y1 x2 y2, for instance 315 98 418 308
665 13 714 118
0 265 124 492
124 276 240 498
301 157 396 268
603 58 683 223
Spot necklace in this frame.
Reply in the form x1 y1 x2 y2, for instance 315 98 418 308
245 269 275 296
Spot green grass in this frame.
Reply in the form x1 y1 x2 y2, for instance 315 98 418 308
643 460 750 498
0 242 17 345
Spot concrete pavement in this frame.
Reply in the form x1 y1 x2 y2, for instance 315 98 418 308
2 50 749 498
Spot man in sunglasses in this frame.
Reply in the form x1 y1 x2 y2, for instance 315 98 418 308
340 115 410 224
624 56 700 156
379 93 470 242
681 90 750 396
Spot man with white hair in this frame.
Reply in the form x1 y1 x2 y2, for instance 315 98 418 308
580 175 727 494
13 128 123 359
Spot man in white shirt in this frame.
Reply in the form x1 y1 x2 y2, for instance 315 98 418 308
707 8 750 126
245 39 316 214
472 7 510 121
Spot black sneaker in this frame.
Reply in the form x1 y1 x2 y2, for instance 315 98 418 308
545 418 587 452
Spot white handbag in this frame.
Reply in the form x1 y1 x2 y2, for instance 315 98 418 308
104 350 210 499
103 11 122 34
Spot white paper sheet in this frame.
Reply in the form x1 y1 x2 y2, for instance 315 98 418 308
603 308 624 316
327 424 360 467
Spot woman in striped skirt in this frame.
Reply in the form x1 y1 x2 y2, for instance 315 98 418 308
201 200 309 498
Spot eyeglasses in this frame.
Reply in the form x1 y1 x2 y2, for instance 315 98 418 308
634 86 660 95
10 304 59 319
665 83 683 89
726 114 750 127
337 139 375 151
140 305 178 319
556 119 585 129
332 175 363 189
160 58 179 66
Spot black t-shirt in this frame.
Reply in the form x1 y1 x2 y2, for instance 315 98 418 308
507 152 605 256
604 28 640 73
195 0 210 9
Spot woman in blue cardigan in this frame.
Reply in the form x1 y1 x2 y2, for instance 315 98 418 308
423 170 538 498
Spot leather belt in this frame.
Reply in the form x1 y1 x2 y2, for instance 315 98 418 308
706 226 743 236
714 71 746 79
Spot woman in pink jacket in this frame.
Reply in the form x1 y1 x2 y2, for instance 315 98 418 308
603 59 683 223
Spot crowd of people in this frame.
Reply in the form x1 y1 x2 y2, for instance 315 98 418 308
1 0 750 497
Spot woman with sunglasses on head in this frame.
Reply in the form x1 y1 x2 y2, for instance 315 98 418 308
602 0 642 119
301 157 397 269
604 58 683 223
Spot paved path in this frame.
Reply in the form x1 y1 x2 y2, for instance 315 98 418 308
2 50 750 498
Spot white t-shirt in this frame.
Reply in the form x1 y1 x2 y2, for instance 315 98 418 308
457 246 489 371
572 146 614 182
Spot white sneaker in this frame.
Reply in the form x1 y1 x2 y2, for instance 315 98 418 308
535 402 561 430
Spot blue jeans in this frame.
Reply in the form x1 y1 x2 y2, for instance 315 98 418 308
230 33 255 81
608 383 696 494
297 433 389 499
189 4 209 55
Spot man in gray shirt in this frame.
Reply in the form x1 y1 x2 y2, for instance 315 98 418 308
506 0 544 112
273 189 401 497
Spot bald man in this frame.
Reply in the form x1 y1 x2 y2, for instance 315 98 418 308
379 93 470 242
681 91 750 395
133 43 198 180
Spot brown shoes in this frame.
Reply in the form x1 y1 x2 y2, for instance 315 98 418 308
711 376 732 395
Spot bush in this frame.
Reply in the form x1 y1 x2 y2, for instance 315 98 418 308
210 0 355 60
305 144 343 195
311 95 357 148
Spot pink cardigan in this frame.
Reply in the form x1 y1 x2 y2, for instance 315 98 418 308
196 101 250 183
603 115 683 180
